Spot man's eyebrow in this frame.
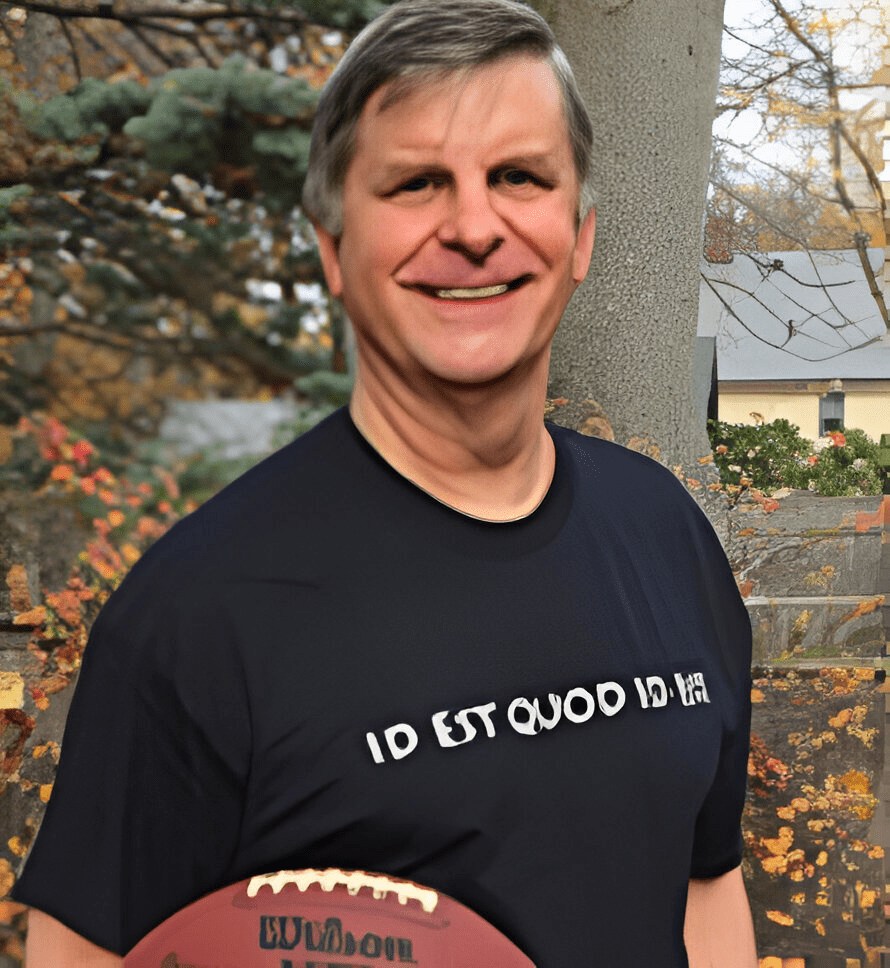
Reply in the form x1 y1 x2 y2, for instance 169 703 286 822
373 161 451 186
497 152 563 176
377 151 563 178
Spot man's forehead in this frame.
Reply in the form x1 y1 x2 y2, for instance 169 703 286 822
351 57 571 163
368 54 557 118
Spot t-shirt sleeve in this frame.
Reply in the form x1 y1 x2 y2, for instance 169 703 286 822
685 505 753 880
11 562 253 955
688 680 751 878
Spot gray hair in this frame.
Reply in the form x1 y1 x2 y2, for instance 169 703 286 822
302 0 595 235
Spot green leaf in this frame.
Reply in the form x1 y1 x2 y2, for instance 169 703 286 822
295 370 353 404
252 128 312 162
0 184 34 213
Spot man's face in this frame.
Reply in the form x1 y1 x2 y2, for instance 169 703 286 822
315 55 595 390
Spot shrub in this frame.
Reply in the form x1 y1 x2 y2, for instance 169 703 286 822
707 418 810 491
707 419 883 497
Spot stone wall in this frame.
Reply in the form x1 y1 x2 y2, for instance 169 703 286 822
729 492 890 965
0 495 88 966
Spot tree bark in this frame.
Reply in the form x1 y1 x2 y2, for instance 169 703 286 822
541 0 726 471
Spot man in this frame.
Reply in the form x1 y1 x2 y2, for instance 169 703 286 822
16 1 757 965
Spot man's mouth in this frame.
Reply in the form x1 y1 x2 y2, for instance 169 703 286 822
406 275 532 301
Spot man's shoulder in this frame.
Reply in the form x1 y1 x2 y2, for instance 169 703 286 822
110 407 361 596
551 423 692 500
551 423 727 552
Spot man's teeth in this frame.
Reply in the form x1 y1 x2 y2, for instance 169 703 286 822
434 283 510 300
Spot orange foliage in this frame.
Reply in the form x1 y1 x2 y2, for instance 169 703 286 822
10 416 191 688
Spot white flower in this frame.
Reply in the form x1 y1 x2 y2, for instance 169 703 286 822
812 437 832 453
852 458 866 470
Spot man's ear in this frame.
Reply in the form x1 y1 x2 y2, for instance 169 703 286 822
313 221 344 298
571 207 596 284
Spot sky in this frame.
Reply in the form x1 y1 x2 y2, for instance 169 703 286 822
714 0 888 175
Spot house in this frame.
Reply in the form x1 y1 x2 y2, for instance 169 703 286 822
697 247 890 441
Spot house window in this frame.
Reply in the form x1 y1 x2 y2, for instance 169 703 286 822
819 391 844 435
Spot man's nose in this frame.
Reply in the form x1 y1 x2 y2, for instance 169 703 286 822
437 183 504 265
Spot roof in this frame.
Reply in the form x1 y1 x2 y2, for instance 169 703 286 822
699 247 890 381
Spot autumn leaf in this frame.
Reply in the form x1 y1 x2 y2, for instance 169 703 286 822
13 607 46 626
762 826 794 855
45 589 85 626
766 910 794 926
5 564 32 612
838 770 870 794
49 464 74 483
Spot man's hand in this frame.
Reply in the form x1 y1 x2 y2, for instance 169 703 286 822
25 909 123 968
684 866 757 968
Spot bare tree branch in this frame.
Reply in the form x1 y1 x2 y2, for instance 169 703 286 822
768 0 830 67
55 15 82 81
713 180 811 250
838 121 886 215
126 21 177 67
712 136 845 208
852 232 890 330
8 0 308 26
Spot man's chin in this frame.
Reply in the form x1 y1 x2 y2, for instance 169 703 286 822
418 352 545 393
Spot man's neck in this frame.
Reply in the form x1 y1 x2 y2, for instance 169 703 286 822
349 367 555 523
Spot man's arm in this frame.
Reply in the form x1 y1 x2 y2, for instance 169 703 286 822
684 866 757 968
25 909 123 968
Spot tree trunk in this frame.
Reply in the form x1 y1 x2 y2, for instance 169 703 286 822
541 0 725 472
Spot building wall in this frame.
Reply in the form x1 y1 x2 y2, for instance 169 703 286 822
719 392 821 439
846 393 890 441
719 390 890 442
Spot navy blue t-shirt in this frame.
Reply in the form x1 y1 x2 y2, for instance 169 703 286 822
14 408 751 965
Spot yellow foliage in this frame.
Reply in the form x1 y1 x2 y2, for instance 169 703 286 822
839 770 871 794
0 425 13 463
763 826 794 855
13 606 46 626
6 837 25 857
31 741 60 763
766 910 794 926
0 857 14 897
5 564 31 612
829 708 853 728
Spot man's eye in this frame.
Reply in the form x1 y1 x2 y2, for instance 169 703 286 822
401 177 432 193
494 168 541 188
397 174 447 194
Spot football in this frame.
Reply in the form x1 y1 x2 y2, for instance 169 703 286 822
123 868 536 968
